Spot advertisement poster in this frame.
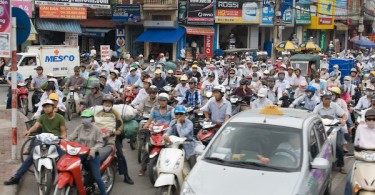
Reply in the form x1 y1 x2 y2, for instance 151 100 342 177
335 0 347 20
178 0 187 23
35 0 110 9
12 0 32 18
100 45 110 61
318 0 333 25
319 30 326 51
295 3 311 24
204 35 213 58
65 33 78 46
112 4 141 22
280 0 293 25
260 4 274 26
187 0 214 25
0 0 11 58
115 26 125 57
40 6 87 19
215 0 260 24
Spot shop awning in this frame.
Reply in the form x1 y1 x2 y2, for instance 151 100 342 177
135 27 185 43
335 23 348 31
36 19 82 34
182 26 214 36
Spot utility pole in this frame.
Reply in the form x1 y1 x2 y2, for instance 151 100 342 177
359 0 365 39
271 0 281 64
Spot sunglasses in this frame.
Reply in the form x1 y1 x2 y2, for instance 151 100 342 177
208 75 214 77
366 118 375 121
175 113 185 116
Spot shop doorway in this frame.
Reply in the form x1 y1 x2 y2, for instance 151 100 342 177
219 25 248 49
149 43 173 61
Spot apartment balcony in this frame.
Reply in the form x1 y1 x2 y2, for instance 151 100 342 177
142 0 177 11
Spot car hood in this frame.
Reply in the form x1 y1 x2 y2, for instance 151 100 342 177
187 160 301 195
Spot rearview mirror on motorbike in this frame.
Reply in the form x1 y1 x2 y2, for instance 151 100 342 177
310 157 330 169
195 144 206 155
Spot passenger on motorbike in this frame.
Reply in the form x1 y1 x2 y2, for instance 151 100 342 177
131 78 152 107
152 69 167 91
48 93 66 116
165 69 178 87
332 64 342 80
173 75 189 97
137 86 158 114
125 67 139 85
249 72 263 92
163 105 198 167
134 72 150 89
203 85 232 123
107 70 123 102
231 78 253 98
275 71 290 99
34 84 66 119
191 64 202 82
222 68 240 89
31 66 47 112
266 77 278 104
355 85 374 110
320 66 330 80
99 73 116 96
251 87 274 109
94 94 134 184
64 66 85 113
326 72 341 88
4 100 66 185
79 64 89 79
285 66 296 84
66 109 107 195
309 73 327 95
201 71 218 98
181 78 202 108
289 85 320 111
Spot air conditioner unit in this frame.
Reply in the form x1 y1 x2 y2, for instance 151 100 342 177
144 21 177 29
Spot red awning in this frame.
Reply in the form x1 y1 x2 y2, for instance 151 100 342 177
80 19 116 28
183 26 214 36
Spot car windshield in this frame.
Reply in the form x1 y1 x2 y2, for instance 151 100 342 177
204 122 302 172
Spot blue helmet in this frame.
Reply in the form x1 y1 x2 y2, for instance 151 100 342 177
305 85 316 93
329 71 337 77
174 105 186 114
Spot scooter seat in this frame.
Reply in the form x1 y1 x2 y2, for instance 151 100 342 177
98 146 114 163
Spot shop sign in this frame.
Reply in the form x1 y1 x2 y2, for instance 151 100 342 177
295 3 311 25
260 4 274 26
100 45 110 61
335 0 347 20
187 0 214 25
319 30 326 51
0 0 11 58
35 0 110 9
204 35 213 58
280 0 293 25
65 32 78 46
318 0 333 25
12 0 32 18
40 6 87 19
318 17 332 25
112 4 141 23
178 0 188 24
215 0 260 24
115 26 125 57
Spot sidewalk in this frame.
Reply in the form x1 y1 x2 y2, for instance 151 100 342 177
0 109 28 194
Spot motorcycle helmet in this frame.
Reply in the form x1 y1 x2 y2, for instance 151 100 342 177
158 93 169 101
49 93 59 101
305 85 316 94
42 99 55 107
89 82 100 89
174 105 186 114
142 72 150 78
350 68 357 73
240 78 248 85
208 71 215 78
329 71 337 77
188 78 197 84
89 71 97 77
329 87 341 95
81 109 94 118
102 94 115 104
212 85 226 94
148 85 158 93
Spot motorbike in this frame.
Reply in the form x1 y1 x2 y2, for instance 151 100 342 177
32 133 60 195
147 122 169 185
350 147 375 194
32 90 44 113
154 136 191 195
53 141 116 195
279 87 295 108
185 106 205 135
229 95 244 116
17 81 29 116
321 115 341 163
196 120 222 146
136 112 151 163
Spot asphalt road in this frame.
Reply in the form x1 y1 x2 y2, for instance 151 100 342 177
0 86 354 195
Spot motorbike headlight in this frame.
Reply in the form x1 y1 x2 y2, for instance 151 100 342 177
67 145 81 156
363 152 375 162
181 182 196 195
153 126 163 133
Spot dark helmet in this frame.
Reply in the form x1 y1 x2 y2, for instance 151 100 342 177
102 94 114 104
240 78 248 85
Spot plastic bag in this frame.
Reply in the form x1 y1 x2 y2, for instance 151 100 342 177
123 120 139 139
92 104 137 121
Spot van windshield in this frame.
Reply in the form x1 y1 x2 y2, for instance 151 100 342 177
204 123 302 172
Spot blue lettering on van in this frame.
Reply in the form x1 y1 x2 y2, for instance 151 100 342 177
45 55 75 62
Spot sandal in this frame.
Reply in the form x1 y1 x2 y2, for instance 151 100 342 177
339 168 347 174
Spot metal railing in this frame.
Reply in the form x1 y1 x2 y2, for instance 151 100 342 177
143 0 176 5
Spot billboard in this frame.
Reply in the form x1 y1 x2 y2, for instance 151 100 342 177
40 6 87 19
0 0 11 58
187 0 214 25
112 4 141 22
295 3 311 25
215 0 260 24
35 0 110 9
260 4 274 26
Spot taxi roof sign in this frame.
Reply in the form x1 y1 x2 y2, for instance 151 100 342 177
260 105 283 115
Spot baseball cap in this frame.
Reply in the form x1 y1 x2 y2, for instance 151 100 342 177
34 66 43 70
155 69 162 74
167 70 174 74
150 59 155 63
192 64 198 68
42 99 55 107
365 110 375 118
49 93 59 101
130 67 136 72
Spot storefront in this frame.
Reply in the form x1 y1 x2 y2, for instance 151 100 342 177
181 26 214 60
80 19 115 54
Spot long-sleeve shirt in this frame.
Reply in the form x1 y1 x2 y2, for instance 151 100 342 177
355 96 372 110
67 123 104 154
131 88 149 106
152 77 167 90
65 75 84 94
125 75 140 85
290 94 320 111
138 97 158 114
354 124 375 149
174 83 189 97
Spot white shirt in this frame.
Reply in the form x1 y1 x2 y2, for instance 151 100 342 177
107 79 122 92
174 83 189 97
180 48 186 58
201 80 219 93
252 98 274 109
101 62 115 71
222 76 240 88
90 49 96 56
90 60 100 71
116 60 125 69
131 88 149 106
285 73 296 85
355 96 372 110
120 62 129 77
191 41 197 48
293 75 307 86
354 124 375 149
275 79 290 99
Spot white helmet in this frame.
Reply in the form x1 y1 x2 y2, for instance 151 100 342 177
257 87 268 97
212 85 226 94
158 93 170 101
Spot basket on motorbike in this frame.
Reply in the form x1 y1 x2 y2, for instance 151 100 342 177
25 119 42 134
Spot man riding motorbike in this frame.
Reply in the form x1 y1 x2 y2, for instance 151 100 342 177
82 82 103 110
231 78 253 98
31 66 47 112
34 84 66 119
64 66 85 113
173 75 189 97
289 85 320 111
251 87 274 109
201 72 219 98
203 85 232 123
181 78 202 108
131 78 152 107
355 85 374 110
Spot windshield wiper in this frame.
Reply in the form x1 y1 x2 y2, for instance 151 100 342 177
229 161 291 172
204 157 227 163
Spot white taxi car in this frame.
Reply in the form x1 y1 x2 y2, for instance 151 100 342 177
182 106 335 195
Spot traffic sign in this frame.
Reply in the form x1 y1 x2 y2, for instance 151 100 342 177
12 7 30 46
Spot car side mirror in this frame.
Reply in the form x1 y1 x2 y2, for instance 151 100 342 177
311 157 330 169
195 144 206 155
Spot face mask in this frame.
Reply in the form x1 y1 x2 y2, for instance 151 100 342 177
344 81 350 85
366 91 373 96
367 121 375 129
261 68 266 71
330 77 336 81
253 77 259 82
307 92 313 97
82 118 92 125
103 106 112 112
231 65 235 68
230 74 235 78
278 75 285 80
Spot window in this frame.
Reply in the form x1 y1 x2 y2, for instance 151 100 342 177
20 57 36 66
152 15 171 21
309 128 320 159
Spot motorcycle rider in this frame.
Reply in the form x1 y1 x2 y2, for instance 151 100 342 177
137 85 158 114
34 84 66 119
101 56 114 72
289 85 320 111
99 73 115 96
181 78 202 107
4 99 66 185
326 72 341 88
131 78 152 107
292 68 307 87
309 73 327 94
31 66 47 112
165 69 178 87
332 64 342 80
79 64 89 79
203 85 232 123
82 83 103 109
222 68 240 89
152 69 167 90
320 66 330 80
66 109 107 195
355 85 374 110
163 105 198 167
64 66 84 113
94 94 134 184
125 67 140 85
201 71 219 97
231 78 253 98
48 93 66 116
251 87 274 109
275 71 290 99
285 66 296 84
266 77 278 104
191 64 202 82
173 75 189 98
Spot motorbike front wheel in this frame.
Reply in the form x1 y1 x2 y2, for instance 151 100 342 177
148 157 158 185
155 185 177 195
129 135 138 150
137 137 146 164
101 164 116 194
53 186 70 195
66 101 74 121
39 167 53 195
19 98 29 116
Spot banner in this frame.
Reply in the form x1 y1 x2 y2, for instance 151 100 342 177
187 0 214 25
115 26 125 57
280 0 293 25
35 0 110 9
100 45 110 61
40 6 87 19
260 4 274 26
178 0 187 24
318 0 333 25
215 0 260 24
295 3 311 24
112 4 141 22
65 33 78 46
204 35 213 58
12 0 32 18
0 0 11 58
335 0 347 20
319 30 326 51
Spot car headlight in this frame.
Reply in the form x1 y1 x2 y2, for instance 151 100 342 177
181 182 196 195
67 145 81 156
